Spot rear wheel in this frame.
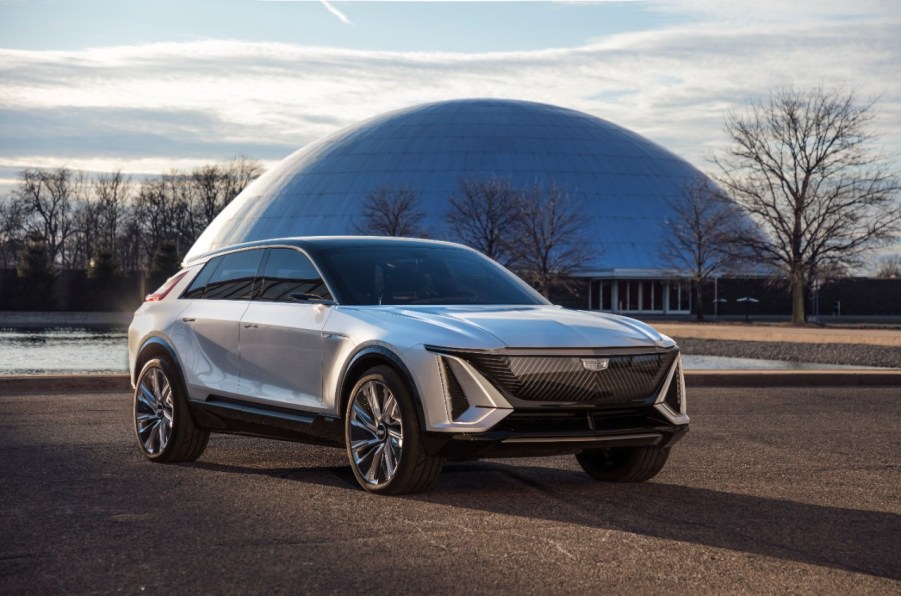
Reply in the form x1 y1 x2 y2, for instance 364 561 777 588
345 365 443 494
133 357 209 463
576 446 669 482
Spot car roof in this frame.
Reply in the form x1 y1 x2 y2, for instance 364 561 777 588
183 236 474 266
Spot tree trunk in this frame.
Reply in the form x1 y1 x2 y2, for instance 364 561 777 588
694 279 704 322
791 273 806 325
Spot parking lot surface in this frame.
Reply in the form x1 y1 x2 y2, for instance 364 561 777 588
1 386 899 594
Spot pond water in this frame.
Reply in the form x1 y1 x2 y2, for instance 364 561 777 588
0 328 129 374
0 328 889 375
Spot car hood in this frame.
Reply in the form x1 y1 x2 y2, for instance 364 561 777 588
379 305 673 349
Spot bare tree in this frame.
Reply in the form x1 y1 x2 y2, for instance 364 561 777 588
11 167 83 267
511 183 593 298
220 156 263 205
134 177 181 268
191 164 223 228
446 176 519 265
356 185 427 237
714 87 901 324
93 170 130 250
660 178 745 321
876 254 901 278
67 198 102 269
0 197 27 268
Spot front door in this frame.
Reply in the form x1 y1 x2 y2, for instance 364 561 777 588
237 247 335 410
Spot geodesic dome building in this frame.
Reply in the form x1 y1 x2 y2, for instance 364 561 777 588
187 99 715 314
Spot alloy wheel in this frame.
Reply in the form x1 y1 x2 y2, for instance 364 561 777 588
348 379 404 486
135 365 175 455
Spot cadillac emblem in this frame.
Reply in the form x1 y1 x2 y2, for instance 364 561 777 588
580 358 610 372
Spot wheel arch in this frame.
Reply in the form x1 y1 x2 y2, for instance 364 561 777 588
133 337 186 388
338 345 427 430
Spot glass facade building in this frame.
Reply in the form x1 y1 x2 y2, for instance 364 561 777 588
188 99 717 314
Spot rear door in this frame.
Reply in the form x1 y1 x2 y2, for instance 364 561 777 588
171 249 264 400
237 247 334 410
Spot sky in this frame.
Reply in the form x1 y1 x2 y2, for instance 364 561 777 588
0 0 899 197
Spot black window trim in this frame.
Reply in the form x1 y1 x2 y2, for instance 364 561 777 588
181 244 339 304
180 247 267 301
252 247 335 304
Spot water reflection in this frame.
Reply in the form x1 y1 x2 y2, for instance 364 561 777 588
0 328 128 374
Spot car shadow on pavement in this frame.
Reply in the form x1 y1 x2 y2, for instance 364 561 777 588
187 458 900 580
429 461 901 581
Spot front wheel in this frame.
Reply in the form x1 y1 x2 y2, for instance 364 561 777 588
345 366 444 494
576 446 669 482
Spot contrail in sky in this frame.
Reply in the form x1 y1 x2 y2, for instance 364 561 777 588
320 1 352 25
256 0 353 25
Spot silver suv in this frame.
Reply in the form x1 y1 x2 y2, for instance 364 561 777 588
128 237 688 494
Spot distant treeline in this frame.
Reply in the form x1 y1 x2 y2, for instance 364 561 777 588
0 157 263 275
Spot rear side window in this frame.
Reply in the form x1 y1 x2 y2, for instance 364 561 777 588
182 261 220 299
256 248 333 303
194 250 264 301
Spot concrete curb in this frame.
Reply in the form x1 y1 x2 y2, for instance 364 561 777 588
684 370 901 387
0 370 898 395
654 323 901 347
0 374 132 395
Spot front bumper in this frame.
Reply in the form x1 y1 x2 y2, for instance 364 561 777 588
422 405 688 459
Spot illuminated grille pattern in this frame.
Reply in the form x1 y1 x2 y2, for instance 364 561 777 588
464 351 678 405
664 363 683 413
441 361 470 420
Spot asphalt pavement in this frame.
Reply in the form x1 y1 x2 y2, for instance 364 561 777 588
1 387 899 594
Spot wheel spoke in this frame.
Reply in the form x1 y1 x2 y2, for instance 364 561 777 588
383 439 396 477
158 417 170 450
366 381 383 421
137 415 158 436
351 403 377 432
137 384 156 410
143 419 160 452
351 437 380 456
383 394 398 421
366 443 385 483
150 368 162 402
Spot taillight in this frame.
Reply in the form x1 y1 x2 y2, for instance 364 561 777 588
145 270 189 302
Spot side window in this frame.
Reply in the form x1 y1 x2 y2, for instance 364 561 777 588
256 248 333 303
182 259 220 299
202 249 264 301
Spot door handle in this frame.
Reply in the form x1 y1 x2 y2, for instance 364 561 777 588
181 317 196 323
243 323 258 328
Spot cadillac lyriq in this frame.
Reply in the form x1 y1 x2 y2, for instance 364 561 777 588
128 237 688 494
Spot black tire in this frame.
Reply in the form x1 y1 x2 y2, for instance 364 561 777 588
344 365 444 495
133 357 209 463
576 446 669 482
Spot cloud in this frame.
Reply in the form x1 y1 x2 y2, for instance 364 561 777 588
0 2 899 185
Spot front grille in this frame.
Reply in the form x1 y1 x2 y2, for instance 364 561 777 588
463 350 678 405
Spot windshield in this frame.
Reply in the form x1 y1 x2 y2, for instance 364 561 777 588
316 245 548 306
